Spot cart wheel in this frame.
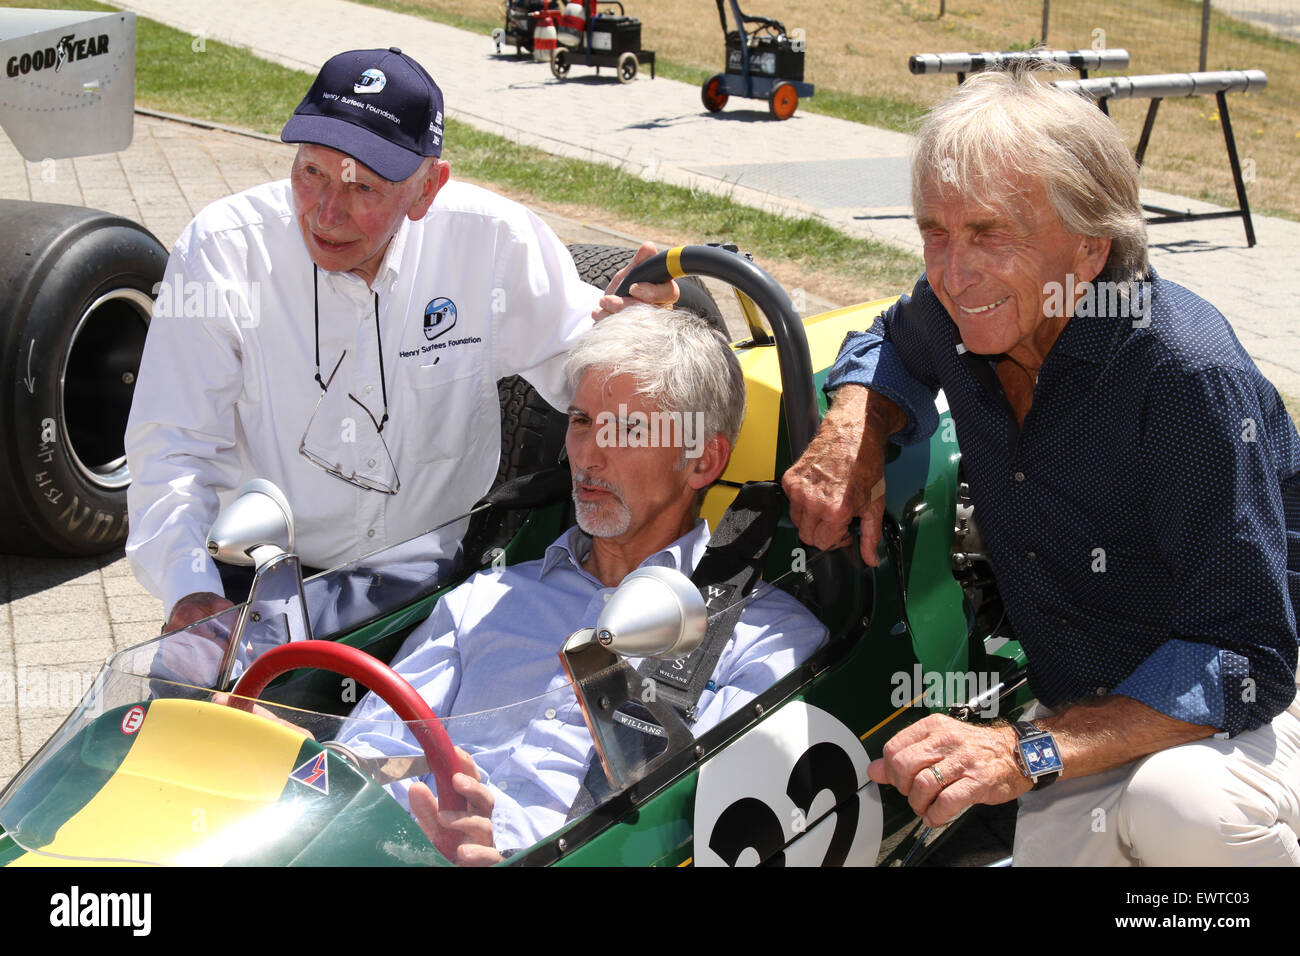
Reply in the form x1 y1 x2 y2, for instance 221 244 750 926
769 82 798 120
701 74 728 113
551 48 570 79
617 51 637 83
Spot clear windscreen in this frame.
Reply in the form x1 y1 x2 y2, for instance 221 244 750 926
0 622 657 866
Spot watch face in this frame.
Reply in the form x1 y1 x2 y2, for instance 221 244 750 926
1018 736 1063 776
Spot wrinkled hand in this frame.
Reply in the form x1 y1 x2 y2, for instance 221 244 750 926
165 591 235 634
409 747 503 866
592 240 679 320
868 715 1029 827
782 386 889 565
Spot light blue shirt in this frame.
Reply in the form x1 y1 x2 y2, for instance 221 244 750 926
344 519 827 852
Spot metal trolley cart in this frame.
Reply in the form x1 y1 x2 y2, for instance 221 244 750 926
493 0 560 57
701 0 812 119
549 0 655 83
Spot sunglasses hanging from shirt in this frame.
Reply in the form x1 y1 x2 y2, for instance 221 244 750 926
298 266 401 495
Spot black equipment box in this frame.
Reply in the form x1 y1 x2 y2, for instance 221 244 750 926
724 30 804 81
590 16 642 55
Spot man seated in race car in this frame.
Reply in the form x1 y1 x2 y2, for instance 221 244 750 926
342 305 827 864
125 46 673 634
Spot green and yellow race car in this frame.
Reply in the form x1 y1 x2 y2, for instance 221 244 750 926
0 244 1031 867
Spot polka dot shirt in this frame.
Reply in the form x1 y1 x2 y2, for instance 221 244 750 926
825 269 1300 736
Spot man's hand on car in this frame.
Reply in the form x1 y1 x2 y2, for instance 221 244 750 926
783 385 904 566
867 714 1029 827
409 747 503 866
593 240 679 320
164 591 236 634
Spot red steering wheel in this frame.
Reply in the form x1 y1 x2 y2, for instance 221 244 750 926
229 641 466 856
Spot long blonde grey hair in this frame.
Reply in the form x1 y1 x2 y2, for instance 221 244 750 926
911 67 1148 283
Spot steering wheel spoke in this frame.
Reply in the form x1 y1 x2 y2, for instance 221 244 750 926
229 640 466 860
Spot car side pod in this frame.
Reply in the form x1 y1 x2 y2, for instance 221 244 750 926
560 567 707 792
204 479 313 687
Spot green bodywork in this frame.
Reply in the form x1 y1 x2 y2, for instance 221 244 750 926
1 288 1032 867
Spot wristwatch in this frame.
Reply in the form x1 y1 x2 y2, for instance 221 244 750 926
1013 720 1063 789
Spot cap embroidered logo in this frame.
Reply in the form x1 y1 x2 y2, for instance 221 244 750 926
354 68 387 94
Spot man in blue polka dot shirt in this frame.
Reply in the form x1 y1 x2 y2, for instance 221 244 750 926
784 68 1300 865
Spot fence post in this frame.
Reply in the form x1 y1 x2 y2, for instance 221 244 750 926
1041 0 1050 44
1199 0 1210 71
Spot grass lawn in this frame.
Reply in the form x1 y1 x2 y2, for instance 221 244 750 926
358 0 1300 221
0 0 921 301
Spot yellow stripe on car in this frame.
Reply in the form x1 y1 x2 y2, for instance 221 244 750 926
11 699 309 866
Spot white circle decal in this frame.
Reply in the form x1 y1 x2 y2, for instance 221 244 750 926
694 701 882 866
120 704 145 735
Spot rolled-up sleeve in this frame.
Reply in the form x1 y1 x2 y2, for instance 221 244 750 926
1127 363 1300 735
824 281 942 446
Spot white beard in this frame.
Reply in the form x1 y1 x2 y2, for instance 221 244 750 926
571 471 632 538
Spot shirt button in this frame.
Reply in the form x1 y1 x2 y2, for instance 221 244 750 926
1026 551 1036 560
545 708 557 719
364 385 374 395
1014 471 1025 482
367 458 377 468
498 780 509 792
602 593 611 603
367 529 376 538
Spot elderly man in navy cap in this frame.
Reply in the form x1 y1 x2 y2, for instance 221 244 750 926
125 48 671 632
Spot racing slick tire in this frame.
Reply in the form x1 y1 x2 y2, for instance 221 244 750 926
485 243 724 555
564 243 727 337
0 200 167 556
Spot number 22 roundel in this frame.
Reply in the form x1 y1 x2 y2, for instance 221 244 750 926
693 702 882 866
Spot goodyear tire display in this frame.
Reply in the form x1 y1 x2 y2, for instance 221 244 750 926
0 200 166 556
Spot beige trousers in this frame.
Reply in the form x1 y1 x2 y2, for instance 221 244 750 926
1012 684 1300 866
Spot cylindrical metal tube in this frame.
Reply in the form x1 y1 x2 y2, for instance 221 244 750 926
908 48 1130 75
1053 69 1267 101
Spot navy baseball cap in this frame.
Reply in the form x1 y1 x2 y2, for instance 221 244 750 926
281 47 445 181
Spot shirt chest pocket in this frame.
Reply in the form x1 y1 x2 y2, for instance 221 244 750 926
398 351 487 464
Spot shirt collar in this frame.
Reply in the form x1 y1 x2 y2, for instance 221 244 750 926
318 217 409 297
1050 265 1158 365
371 215 409 292
538 520 712 583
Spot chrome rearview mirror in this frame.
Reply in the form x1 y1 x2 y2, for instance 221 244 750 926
206 478 295 568
207 480 311 689
569 566 708 660
559 567 704 793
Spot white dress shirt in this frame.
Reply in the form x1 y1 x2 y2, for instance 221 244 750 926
343 520 828 853
125 179 599 611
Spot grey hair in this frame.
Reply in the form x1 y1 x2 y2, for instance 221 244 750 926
911 67 1148 283
564 303 746 448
